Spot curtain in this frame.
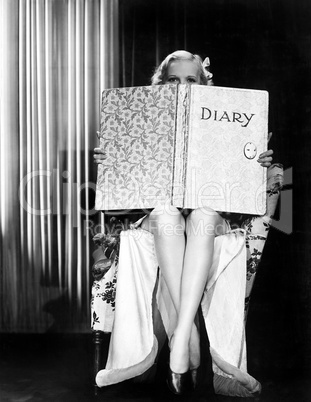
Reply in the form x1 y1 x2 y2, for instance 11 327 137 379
119 0 190 88
0 0 119 332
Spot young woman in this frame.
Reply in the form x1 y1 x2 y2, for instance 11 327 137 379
94 50 273 395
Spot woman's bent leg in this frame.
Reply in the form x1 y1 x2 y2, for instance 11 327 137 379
169 207 227 374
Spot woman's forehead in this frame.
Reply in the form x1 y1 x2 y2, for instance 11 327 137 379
167 59 200 76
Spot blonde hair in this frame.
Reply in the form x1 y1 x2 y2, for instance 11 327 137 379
151 50 213 86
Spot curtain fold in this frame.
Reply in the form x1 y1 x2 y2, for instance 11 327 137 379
0 0 119 332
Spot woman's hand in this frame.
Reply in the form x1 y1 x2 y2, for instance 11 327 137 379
257 149 273 167
93 147 106 164
257 131 274 168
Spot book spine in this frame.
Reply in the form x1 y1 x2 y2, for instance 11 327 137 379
172 85 189 207
182 87 190 208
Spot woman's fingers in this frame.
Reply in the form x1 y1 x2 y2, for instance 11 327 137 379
259 160 272 167
257 155 273 167
257 149 273 167
93 154 106 162
258 149 273 158
93 147 106 163
258 149 273 161
94 147 105 154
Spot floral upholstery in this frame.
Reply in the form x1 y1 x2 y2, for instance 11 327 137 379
91 163 283 332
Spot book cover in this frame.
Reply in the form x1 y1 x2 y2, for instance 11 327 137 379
95 84 268 215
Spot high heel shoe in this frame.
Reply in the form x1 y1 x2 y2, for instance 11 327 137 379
190 368 198 390
167 334 191 395
189 324 200 390
167 368 191 395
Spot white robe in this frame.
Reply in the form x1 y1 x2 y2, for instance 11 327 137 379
95 227 261 397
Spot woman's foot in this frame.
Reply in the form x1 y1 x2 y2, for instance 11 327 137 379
167 333 191 395
168 332 190 374
189 324 200 370
167 369 191 395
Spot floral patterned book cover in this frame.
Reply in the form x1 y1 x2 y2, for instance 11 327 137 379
95 84 268 215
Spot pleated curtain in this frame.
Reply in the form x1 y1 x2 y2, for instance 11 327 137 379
0 0 119 332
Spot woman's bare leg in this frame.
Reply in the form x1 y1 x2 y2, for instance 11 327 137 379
169 207 227 374
141 204 185 313
142 207 199 367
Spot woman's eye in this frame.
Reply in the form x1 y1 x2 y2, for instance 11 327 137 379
167 77 179 83
187 78 197 83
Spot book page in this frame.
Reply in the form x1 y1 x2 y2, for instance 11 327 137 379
184 85 268 215
95 85 178 211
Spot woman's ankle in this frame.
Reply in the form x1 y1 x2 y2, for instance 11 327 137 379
169 331 190 374
189 324 200 369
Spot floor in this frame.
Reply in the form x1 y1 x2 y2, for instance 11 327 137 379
0 333 310 402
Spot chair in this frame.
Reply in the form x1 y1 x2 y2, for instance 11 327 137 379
90 163 284 396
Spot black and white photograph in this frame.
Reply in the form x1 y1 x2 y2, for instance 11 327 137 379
1 0 310 401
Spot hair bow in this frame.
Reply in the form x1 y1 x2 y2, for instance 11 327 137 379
202 57 213 81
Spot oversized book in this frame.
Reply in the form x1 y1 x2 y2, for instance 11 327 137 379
95 84 268 215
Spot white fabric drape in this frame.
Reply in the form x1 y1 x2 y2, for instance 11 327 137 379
0 0 119 332
95 228 261 397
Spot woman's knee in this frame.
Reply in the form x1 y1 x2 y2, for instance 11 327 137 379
186 207 225 236
145 205 185 235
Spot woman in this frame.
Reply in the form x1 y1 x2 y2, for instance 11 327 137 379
94 50 273 395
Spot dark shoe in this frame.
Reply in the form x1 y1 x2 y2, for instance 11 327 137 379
167 368 191 395
189 323 200 390
190 368 199 390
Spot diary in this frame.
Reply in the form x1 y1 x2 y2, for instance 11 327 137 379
95 84 268 214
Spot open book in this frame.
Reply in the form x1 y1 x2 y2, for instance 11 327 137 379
95 84 268 214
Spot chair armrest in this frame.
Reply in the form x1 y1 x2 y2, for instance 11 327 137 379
242 163 284 234
91 218 123 281
90 218 125 332
242 163 283 314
